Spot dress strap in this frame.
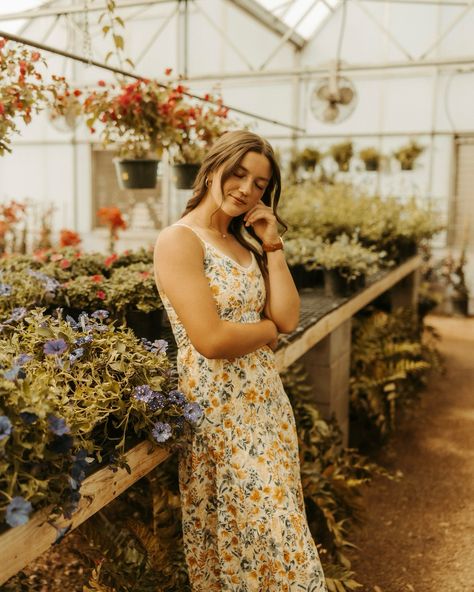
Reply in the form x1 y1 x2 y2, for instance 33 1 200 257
171 222 207 247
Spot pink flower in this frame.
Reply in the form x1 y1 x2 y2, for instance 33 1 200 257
97 290 106 300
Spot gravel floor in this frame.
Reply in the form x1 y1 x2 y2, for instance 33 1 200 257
348 315 474 592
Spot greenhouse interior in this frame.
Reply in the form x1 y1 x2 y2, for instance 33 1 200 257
0 0 473 591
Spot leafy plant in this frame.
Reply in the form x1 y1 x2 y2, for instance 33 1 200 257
0 308 202 529
350 308 440 446
393 139 425 170
358 147 381 171
329 141 353 172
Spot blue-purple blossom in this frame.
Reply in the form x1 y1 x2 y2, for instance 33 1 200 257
69 347 84 364
5 496 33 527
15 353 33 366
183 402 204 424
66 315 79 330
27 270 60 293
151 421 173 443
3 307 27 324
70 449 90 490
74 334 93 346
47 415 70 436
0 283 12 296
44 339 68 355
148 392 166 411
0 416 12 440
141 338 168 354
3 365 25 381
167 390 187 406
91 309 109 320
133 384 154 403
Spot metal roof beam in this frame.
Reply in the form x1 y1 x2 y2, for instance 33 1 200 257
0 0 173 21
228 0 306 49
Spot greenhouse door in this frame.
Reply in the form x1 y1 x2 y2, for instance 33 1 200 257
449 135 474 248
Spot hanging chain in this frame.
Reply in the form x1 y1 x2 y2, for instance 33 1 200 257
82 0 93 66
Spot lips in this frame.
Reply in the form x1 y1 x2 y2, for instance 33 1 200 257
230 195 246 206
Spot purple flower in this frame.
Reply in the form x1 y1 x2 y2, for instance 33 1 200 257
183 402 204 424
0 283 12 296
151 421 173 443
3 307 27 324
69 347 84 365
167 390 187 406
133 384 154 403
3 365 25 381
44 339 68 356
141 338 168 353
74 334 93 346
66 315 79 330
47 415 70 436
15 353 33 366
5 496 33 527
148 391 166 411
91 309 109 320
0 416 12 440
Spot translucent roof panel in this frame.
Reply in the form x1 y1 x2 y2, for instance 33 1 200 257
256 0 340 40
0 0 48 34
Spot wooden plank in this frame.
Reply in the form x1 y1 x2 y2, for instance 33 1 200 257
0 441 169 585
275 256 422 370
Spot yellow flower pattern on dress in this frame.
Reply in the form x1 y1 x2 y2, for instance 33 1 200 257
156 223 327 592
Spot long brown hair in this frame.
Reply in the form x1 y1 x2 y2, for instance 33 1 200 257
181 130 286 277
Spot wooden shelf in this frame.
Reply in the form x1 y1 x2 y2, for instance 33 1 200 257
0 441 169 585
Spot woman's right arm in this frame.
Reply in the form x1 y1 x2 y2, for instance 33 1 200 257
153 226 277 359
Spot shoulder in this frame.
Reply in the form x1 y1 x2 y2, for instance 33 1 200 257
154 224 204 265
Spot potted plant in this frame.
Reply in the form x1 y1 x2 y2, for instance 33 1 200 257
0 40 70 156
82 77 185 189
288 147 322 182
284 237 325 289
316 234 386 297
168 94 233 189
393 139 425 171
97 206 127 254
359 147 381 171
329 140 353 172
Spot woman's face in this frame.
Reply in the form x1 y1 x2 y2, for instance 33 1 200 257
208 151 272 217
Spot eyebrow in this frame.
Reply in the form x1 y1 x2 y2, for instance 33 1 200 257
236 164 270 182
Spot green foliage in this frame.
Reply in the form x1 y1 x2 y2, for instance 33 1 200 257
0 308 197 529
329 141 353 172
281 363 394 591
350 308 440 444
393 139 425 170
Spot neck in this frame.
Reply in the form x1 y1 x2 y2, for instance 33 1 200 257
191 200 232 236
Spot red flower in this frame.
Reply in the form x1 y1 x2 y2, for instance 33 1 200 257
98 80 106 87
0 39 5 49
140 271 150 279
31 51 40 62
105 253 118 267
165 68 172 76
0 103 4 116
97 207 127 232
59 259 71 269
97 290 106 300
73 89 82 97
91 274 104 283
59 229 81 247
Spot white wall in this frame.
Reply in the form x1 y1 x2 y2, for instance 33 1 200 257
1 0 473 248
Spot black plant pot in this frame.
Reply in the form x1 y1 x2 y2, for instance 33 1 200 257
172 163 201 190
364 159 379 171
323 269 366 298
289 265 324 289
114 158 159 189
396 240 418 262
125 308 166 341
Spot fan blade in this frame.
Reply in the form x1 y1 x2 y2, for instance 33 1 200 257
339 86 354 105
323 103 339 123
317 85 331 101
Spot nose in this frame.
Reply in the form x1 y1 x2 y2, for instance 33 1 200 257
239 176 252 195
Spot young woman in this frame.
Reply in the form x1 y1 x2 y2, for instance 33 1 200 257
154 130 327 591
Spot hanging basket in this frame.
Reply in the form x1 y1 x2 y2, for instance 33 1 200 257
172 163 201 190
114 158 160 189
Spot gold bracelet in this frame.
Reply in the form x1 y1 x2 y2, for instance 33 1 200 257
262 237 284 252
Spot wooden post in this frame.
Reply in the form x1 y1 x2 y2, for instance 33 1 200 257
390 268 420 311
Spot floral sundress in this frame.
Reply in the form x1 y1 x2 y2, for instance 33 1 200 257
155 222 327 592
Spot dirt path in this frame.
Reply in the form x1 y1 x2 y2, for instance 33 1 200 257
348 315 474 592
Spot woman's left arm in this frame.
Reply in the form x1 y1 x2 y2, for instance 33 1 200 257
244 202 300 334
